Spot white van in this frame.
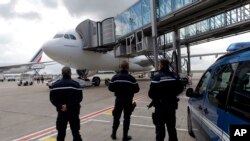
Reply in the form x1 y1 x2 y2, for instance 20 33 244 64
0 74 4 82
6 76 16 81
17 74 34 86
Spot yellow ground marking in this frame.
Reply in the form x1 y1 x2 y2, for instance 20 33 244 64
105 108 113 115
42 137 56 141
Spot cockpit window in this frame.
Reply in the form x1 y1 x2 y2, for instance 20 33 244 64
69 34 77 40
53 34 64 38
63 34 77 40
64 34 70 39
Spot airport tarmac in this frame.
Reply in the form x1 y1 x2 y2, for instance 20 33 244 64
0 79 198 141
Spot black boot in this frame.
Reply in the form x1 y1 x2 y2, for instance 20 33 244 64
111 130 117 140
111 117 120 140
122 136 132 141
122 130 132 141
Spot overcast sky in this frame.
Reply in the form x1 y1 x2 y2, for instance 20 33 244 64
0 0 250 74
0 0 138 74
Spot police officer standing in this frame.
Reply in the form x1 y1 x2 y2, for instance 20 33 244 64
50 66 83 141
148 59 183 141
109 60 140 141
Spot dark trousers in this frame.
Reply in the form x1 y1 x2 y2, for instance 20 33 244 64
56 110 82 141
153 109 178 141
112 98 133 136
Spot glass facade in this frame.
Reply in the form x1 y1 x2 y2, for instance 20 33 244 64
158 0 172 17
115 1 249 45
179 4 250 40
115 0 196 38
158 32 173 46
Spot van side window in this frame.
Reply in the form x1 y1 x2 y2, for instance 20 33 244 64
207 64 237 109
195 71 211 96
228 61 250 119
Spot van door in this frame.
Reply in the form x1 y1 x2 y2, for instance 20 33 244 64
204 63 237 141
225 61 250 139
189 70 212 141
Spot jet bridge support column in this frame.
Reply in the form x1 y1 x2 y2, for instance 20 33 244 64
150 0 159 70
186 44 191 76
172 29 182 74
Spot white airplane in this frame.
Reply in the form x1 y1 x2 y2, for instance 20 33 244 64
0 49 50 74
42 28 229 85
42 20 229 85
42 30 154 86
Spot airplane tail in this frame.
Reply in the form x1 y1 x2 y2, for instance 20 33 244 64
30 48 43 63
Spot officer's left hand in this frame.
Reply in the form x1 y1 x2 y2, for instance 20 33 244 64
61 104 67 112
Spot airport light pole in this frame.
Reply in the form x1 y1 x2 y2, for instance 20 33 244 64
173 29 181 74
150 0 159 70
186 44 191 76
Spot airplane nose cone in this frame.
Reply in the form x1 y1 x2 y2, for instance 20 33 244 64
42 40 58 57
41 41 50 54
41 39 64 61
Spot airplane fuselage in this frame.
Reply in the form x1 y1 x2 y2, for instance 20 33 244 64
42 30 153 72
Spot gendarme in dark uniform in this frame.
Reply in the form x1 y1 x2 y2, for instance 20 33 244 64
50 67 83 141
148 59 184 141
108 61 140 141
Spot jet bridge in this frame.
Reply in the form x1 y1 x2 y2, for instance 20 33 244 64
75 18 116 52
115 30 154 57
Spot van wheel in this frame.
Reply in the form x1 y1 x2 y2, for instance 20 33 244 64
92 77 100 86
188 110 195 137
24 82 28 86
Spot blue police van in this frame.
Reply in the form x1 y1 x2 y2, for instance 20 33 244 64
186 42 250 141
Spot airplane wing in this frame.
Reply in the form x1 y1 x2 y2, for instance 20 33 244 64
0 61 55 73
134 52 227 67
0 48 57 73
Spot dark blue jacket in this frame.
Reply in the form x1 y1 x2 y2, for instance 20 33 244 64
109 70 140 99
50 77 83 112
148 69 183 109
